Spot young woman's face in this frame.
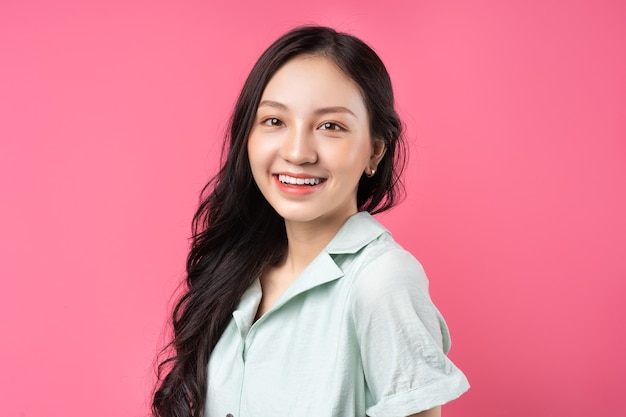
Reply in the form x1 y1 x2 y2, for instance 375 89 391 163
247 55 383 228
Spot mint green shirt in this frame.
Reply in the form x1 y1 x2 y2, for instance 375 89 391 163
206 212 469 416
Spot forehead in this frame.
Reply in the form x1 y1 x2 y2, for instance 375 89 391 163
260 55 367 116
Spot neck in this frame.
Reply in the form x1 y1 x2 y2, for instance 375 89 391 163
281 213 354 277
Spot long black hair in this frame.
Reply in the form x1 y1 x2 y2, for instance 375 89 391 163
152 25 406 417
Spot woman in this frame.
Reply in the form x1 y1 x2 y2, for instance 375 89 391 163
153 26 469 417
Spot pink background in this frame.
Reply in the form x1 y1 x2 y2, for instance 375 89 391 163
1 1 625 416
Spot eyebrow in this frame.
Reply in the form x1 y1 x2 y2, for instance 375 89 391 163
258 100 357 117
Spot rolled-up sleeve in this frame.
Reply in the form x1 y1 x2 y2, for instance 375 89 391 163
349 247 470 417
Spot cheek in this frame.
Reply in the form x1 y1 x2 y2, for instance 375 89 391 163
247 134 266 172
330 140 372 169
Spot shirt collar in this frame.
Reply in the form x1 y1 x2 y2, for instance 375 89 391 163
324 211 389 254
232 212 389 332
253 212 388 321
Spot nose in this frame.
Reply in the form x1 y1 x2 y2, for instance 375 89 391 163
279 126 317 165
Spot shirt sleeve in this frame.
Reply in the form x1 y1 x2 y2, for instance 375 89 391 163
348 246 470 417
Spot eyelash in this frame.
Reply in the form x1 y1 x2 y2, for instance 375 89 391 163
261 117 284 127
259 118 346 131
319 121 345 131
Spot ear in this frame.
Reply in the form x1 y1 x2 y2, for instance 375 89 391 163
364 139 387 178
369 138 387 169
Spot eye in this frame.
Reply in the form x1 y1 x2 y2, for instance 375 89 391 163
261 117 284 127
319 121 344 131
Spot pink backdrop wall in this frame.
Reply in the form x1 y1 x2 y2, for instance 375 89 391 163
1 1 624 416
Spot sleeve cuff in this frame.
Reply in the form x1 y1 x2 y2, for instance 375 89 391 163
365 370 470 417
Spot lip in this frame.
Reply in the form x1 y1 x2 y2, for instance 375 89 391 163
273 173 326 195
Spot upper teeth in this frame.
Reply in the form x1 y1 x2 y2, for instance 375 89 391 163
278 174 322 185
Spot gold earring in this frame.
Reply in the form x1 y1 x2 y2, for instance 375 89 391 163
366 168 376 178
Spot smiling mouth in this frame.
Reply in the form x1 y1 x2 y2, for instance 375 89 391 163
277 174 325 186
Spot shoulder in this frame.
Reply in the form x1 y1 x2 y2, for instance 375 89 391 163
349 236 430 303
326 212 434 319
345 233 450 351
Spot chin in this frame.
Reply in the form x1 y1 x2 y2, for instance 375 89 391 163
275 211 321 224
